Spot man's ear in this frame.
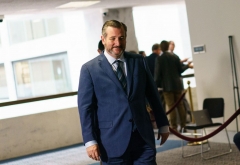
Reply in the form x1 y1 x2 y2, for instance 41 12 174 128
101 36 105 44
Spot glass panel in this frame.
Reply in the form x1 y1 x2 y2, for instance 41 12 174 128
52 59 70 93
24 20 33 41
46 17 63 36
13 53 71 99
30 59 55 96
8 20 26 44
7 16 64 44
0 64 9 99
14 61 32 98
31 19 46 39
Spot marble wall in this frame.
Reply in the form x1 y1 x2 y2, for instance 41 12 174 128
0 107 83 160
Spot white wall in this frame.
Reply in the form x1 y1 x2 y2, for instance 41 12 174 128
63 10 103 92
185 0 240 131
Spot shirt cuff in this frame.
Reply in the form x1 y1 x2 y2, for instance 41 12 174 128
158 126 169 133
85 140 98 148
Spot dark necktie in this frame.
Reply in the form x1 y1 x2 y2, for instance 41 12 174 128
114 60 127 93
114 60 136 130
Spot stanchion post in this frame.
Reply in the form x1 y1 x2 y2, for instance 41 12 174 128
186 81 205 145
187 81 194 123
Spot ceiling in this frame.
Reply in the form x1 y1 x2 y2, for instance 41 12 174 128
0 0 184 16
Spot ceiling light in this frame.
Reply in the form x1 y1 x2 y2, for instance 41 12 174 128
56 1 100 8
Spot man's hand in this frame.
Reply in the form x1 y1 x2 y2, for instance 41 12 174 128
180 57 189 63
188 61 194 69
157 132 169 145
86 144 101 161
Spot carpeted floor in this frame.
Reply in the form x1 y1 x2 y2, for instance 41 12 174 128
156 142 240 165
0 140 239 165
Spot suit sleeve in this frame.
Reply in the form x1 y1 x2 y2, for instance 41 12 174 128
142 57 169 128
176 55 188 74
78 64 97 144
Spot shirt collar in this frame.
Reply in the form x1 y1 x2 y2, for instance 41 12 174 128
104 50 125 65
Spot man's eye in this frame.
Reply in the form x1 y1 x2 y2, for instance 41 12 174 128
110 38 115 40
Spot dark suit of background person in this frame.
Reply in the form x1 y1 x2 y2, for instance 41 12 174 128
139 51 146 57
168 41 193 125
154 40 190 131
146 44 161 77
145 44 166 112
78 20 169 165
97 40 104 54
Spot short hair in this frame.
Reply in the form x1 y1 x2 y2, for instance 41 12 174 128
102 20 127 38
152 44 160 51
160 40 169 52
139 51 145 55
98 40 104 51
129 50 137 54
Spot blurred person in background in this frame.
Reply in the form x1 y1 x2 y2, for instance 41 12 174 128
139 50 146 57
155 40 193 132
168 40 193 124
97 40 105 54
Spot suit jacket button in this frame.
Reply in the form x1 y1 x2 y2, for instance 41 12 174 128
129 119 133 122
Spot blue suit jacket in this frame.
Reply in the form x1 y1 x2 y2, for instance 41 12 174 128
78 52 169 158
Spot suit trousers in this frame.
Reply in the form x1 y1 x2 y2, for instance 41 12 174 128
234 132 240 151
102 130 156 165
163 91 186 129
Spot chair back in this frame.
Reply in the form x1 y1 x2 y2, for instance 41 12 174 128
203 98 224 118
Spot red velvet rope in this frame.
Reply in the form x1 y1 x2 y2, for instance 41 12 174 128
165 90 187 115
169 108 240 142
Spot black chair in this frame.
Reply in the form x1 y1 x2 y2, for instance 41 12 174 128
181 98 232 159
234 132 240 151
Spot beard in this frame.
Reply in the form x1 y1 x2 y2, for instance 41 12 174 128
107 46 125 57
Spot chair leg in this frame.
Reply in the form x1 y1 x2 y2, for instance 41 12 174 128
203 128 211 150
201 128 232 160
182 128 210 158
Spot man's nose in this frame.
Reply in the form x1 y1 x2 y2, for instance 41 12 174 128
114 38 121 45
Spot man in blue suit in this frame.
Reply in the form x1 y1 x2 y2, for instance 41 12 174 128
78 20 169 164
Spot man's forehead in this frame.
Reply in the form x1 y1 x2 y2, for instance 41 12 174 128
106 26 125 36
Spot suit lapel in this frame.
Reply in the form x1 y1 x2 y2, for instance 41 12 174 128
98 54 127 95
125 53 134 97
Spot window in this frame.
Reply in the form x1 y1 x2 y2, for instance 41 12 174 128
8 17 64 44
45 17 64 36
31 19 46 39
0 64 8 99
13 52 71 98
